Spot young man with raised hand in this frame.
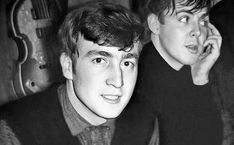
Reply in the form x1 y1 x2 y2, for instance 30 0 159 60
115 0 223 144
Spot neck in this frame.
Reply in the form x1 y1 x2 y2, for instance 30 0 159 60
66 80 106 126
151 33 183 71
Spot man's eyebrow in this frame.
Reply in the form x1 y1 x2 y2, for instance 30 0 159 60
176 9 193 15
176 9 209 16
123 53 139 60
86 50 139 59
86 50 112 57
175 9 190 15
200 12 209 19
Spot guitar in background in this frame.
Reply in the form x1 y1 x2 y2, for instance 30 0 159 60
6 0 67 98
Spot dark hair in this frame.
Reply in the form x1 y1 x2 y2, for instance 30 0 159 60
58 1 144 57
132 0 211 23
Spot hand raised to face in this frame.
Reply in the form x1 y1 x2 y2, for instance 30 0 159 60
191 22 222 85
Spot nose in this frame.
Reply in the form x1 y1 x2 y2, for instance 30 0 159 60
106 65 123 88
190 22 201 37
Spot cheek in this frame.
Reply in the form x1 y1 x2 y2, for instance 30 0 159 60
160 27 185 47
199 28 208 43
73 65 94 87
123 71 137 92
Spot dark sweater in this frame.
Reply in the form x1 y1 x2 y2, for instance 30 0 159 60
115 42 223 145
0 84 80 145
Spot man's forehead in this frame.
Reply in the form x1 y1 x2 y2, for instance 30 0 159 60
79 38 140 57
174 4 208 15
174 0 208 13
77 33 140 53
162 0 208 17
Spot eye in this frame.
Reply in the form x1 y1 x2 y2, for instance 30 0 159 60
92 58 106 64
124 61 131 66
122 60 136 70
200 18 209 26
179 16 189 23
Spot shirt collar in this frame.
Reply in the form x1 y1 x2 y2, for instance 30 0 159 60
57 85 115 136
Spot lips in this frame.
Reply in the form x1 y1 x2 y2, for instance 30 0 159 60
101 94 121 104
185 45 199 54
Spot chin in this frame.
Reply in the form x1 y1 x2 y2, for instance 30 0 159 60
182 58 198 65
189 60 199 65
100 110 122 119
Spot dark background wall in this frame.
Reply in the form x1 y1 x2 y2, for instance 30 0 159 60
0 0 18 105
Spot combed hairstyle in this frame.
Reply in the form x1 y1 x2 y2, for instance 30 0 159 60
144 0 211 23
58 1 144 57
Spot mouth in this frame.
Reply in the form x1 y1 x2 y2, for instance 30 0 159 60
185 45 199 54
101 94 121 104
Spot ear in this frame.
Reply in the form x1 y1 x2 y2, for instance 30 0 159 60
147 13 160 35
60 52 73 80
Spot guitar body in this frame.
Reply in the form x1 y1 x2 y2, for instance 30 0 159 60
7 0 67 97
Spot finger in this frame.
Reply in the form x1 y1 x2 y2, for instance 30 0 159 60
203 38 220 59
199 45 211 60
208 23 221 37
207 35 222 48
207 23 222 48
